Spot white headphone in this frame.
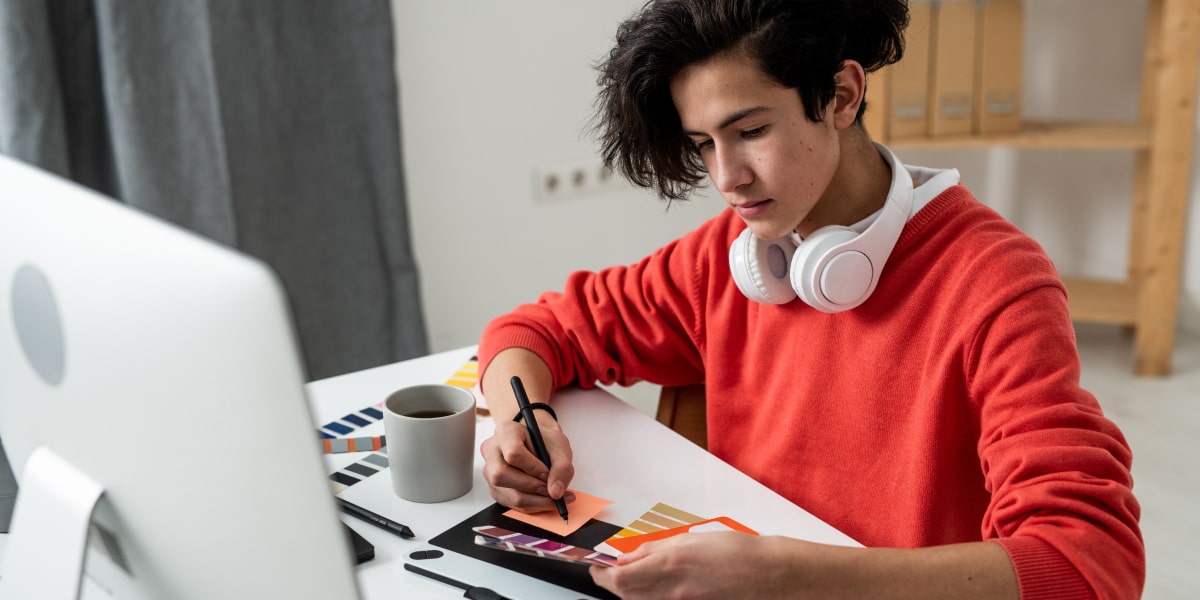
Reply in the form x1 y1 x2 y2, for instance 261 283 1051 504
728 143 914 312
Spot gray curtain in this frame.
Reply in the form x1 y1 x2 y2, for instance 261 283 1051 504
0 1 429 528
0 0 428 377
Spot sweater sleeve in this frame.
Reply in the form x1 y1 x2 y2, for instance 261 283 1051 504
477 217 720 393
968 284 1144 600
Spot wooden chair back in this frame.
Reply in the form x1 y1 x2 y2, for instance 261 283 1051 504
655 384 708 450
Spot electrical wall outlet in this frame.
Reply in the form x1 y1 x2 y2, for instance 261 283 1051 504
533 159 625 202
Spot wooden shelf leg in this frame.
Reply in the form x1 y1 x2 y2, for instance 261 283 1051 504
1132 0 1200 375
1126 0 1161 338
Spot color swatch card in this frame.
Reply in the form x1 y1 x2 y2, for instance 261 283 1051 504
603 516 757 556
594 502 756 556
594 502 703 556
503 489 614 537
473 525 619 568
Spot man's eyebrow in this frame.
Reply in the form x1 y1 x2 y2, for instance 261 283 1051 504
682 106 772 136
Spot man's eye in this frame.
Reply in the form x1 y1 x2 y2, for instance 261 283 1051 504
742 126 767 139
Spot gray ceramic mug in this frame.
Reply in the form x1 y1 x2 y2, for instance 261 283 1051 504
383 384 476 503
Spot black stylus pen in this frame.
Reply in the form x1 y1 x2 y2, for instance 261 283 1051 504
337 497 415 539
510 376 569 523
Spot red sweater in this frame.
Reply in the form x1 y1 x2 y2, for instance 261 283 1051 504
479 185 1144 599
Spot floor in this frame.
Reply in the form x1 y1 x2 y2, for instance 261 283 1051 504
606 322 1200 598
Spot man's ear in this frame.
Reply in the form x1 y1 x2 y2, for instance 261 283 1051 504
831 60 866 130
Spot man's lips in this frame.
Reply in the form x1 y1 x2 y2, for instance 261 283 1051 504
733 199 772 217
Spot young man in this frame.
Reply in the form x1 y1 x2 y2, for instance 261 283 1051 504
478 1 1144 598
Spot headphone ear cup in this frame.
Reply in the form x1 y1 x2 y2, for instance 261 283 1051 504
728 229 798 304
790 226 872 313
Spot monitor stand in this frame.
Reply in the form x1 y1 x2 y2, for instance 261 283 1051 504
0 446 103 600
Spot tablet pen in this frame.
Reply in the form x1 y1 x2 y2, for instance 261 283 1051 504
337 497 415 539
510 376 569 523
404 563 511 600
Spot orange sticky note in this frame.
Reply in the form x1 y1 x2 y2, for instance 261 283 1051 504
503 489 613 537
606 516 757 555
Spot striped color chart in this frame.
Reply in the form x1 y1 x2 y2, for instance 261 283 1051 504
328 450 390 491
325 356 479 493
443 359 481 391
595 502 704 555
316 405 385 439
322 435 386 454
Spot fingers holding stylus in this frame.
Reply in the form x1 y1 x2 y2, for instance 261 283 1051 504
481 420 576 512
535 419 575 501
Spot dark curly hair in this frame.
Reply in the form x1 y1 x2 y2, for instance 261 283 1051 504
594 0 909 201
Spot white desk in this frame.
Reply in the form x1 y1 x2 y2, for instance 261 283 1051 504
0 346 857 598
312 347 858 599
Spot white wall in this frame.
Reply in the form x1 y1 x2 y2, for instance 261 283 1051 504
392 1 1200 387
392 0 720 359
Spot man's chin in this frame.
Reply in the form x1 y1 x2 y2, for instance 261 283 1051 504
741 221 797 242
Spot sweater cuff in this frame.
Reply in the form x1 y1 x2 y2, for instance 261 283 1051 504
996 536 1093 600
477 325 562 395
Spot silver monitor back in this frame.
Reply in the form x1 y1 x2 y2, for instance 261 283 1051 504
0 155 361 599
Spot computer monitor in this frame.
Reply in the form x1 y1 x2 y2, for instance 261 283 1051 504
0 155 362 599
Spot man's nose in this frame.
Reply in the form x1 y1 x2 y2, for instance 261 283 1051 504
711 147 752 194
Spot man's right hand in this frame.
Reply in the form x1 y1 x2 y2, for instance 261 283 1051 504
480 416 576 511
478 347 576 511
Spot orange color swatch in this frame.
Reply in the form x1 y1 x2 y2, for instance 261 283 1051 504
606 516 758 555
503 489 613 537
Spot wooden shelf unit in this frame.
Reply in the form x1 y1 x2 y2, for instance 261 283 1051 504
890 0 1200 376
893 120 1151 150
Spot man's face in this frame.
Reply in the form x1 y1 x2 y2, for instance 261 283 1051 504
670 51 841 240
